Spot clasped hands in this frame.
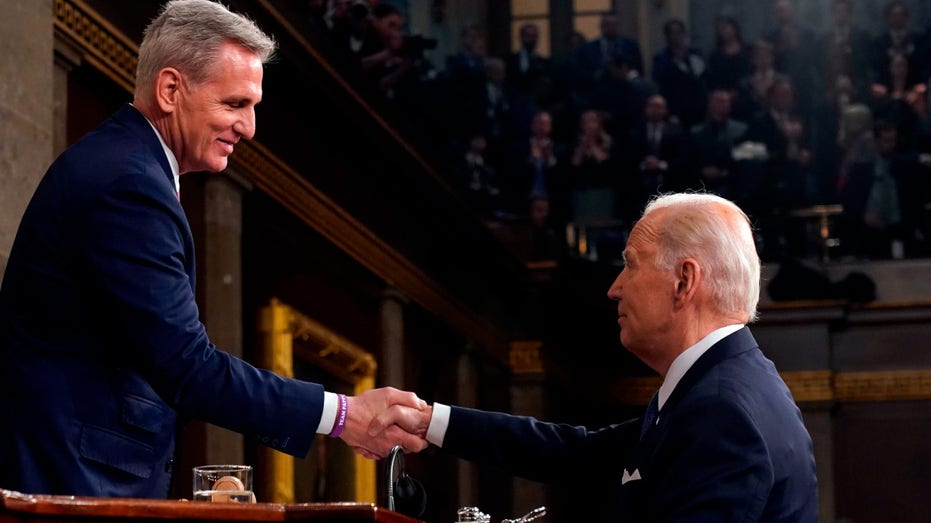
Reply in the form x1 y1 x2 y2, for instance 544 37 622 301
339 387 434 459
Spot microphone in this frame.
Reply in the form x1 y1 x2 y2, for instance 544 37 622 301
386 445 427 518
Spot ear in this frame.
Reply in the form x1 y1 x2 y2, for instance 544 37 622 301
674 258 700 306
153 67 183 114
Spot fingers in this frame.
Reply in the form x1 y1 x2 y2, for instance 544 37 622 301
338 388 432 458
380 387 428 410
368 403 431 437
352 446 381 460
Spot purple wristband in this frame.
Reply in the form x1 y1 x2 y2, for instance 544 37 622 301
329 394 348 438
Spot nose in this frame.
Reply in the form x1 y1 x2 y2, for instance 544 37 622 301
607 271 624 301
233 107 256 140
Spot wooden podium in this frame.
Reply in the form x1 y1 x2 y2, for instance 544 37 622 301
0 490 424 523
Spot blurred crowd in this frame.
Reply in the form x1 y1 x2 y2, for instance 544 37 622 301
302 0 931 263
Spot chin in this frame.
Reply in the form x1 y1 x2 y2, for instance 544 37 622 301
204 158 229 173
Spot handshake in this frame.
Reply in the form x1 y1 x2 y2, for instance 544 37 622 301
338 387 436 459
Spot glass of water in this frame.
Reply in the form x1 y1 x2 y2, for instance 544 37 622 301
192 465 254 502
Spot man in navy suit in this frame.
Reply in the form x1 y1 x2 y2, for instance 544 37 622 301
379 193 819 521
0 0 427 499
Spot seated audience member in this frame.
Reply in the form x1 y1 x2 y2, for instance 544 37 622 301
839 121 930 258
687 89 749 200
626 94 686 217
652 19 707 129
705 16 751 93
734 39 787 122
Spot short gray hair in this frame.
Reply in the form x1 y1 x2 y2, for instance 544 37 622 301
642 193 761 322
136 0 276 94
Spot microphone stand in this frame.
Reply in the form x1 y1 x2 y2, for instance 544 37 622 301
385 445 403 512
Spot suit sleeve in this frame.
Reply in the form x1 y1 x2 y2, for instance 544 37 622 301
442 406 639 484
80 166 321 457
653 397 772 521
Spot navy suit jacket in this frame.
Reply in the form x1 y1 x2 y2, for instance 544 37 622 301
0 105 324 498
440 328 818 521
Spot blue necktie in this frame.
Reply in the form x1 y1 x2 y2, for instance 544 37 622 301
640 392 659 440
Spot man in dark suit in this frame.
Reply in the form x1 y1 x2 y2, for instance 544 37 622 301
506 22 551 97
569 12 643 107
379 193 819 521
625 94 686 218
687 89 749 200
651 18 707 129
871 1 926 88
0 0 426 499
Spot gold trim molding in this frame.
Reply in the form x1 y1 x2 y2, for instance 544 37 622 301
53 0 507 361
613 369 931 406
835 370 931 402
782 370 834 403
509 341 544 375
53 0 137 91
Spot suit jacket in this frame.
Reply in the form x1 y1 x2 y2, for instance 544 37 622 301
0 104 324 498
506 49 551 95
440 328 818 521
569 37 644 102
651 47 707 128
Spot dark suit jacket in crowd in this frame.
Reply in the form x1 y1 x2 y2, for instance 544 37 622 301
506 49 551 95
0 104 324 498
651 47 708 128
440 327 818 521
570 37 644 101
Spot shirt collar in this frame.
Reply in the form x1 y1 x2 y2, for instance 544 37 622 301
135 105 181 195
658 324 744 410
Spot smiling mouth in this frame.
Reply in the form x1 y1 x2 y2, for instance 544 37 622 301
218 139 235 154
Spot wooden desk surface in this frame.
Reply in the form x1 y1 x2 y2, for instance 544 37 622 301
0 490 423 523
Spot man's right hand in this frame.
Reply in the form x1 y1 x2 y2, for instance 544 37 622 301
362 400 435 458
339 388 429 459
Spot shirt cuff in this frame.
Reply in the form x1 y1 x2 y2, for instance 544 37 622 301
316 391 338 434
426 402 451 447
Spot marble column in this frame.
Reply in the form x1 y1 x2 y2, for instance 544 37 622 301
378 288 408 388
174 170 251 469
0 0 54 283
